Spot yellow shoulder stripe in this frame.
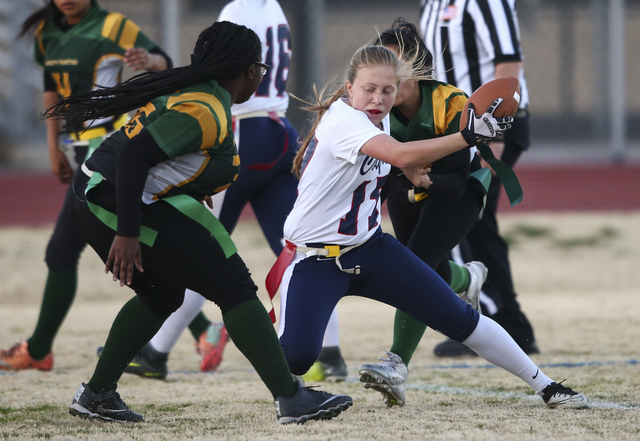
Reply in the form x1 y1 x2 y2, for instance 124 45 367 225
101 13 125 43
166 92 229 150
118 19 140 50
34 20 47 56
433 84 468 135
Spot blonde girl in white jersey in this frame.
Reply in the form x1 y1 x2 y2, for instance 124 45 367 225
268 45 586 410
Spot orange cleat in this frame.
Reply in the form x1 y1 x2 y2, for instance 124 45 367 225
0 341 53 371
196 322 229 372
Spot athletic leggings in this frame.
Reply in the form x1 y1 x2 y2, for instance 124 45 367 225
385 168 486 282
278 229 480 375
45 145 91 271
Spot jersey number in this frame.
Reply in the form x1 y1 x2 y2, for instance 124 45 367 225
337 177 386 236
256 25 291 97
51 72 71 98
124 103 156 138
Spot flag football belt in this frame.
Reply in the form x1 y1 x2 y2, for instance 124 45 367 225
80 163 237 257
264 239 366 323
69 113 129 141
234 110 286 120
408 187 429 203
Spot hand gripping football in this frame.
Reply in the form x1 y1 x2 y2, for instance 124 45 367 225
459 77 521 132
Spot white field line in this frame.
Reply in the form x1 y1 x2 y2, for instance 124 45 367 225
405 383 639 410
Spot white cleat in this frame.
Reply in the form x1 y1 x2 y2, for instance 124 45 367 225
460 261 488 312
358 350 408 407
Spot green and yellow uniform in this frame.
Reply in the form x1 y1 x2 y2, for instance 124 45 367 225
35 0 160 140
72 77 296 398
16 1 170 365
79 80 246 310
385 80 490 365
389 80 469 202
89 80 240 204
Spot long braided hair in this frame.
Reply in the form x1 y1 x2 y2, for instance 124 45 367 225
44 21 261 129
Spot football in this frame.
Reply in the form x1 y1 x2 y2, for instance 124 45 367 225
459 77 521 131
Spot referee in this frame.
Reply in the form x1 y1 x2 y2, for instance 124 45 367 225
420 0 539 356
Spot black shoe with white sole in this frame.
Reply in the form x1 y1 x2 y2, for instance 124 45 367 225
69 382 144 422
274 378 353 424
541 381 587 409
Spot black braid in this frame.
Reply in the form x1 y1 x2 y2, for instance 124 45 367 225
44 21 261 129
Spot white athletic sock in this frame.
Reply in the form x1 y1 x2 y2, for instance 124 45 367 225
321 307 341 347
463 315 553 394
150 289 207 354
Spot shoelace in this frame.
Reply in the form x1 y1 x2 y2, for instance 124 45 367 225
554 380 577 395
377 349 401 365
206 323 224 343
545 379 578 397
105 390 128 408
196 324 224 355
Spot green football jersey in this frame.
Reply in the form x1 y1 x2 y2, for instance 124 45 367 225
90 79 240 204
389 80 469 200
390 80 468 144
34 1 157 128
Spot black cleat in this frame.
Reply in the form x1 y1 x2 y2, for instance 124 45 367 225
69 382 144 422
541 381 587 409
97 344 168 380
274 378 353 424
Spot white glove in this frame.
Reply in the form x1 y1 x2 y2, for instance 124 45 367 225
460 98 513 145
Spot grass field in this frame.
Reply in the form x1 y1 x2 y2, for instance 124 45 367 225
1 212 639 440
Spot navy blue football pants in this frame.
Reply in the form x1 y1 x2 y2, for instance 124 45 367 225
279 229 480 375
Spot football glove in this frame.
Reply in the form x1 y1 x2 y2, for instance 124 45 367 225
460 99 513 145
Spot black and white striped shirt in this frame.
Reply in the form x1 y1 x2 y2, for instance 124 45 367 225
420 0 529 109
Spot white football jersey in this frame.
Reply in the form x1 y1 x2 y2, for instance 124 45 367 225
218 0 291 115
283 99 391 246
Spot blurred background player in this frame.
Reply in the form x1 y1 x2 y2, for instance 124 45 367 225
112 0 303 380
420 0 539 357
0 0 170 371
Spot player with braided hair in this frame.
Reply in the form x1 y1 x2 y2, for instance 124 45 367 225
0 0 171 372
114 0 301 380
45 20 352 424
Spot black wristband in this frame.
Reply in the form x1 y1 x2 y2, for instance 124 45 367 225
460 127 477 146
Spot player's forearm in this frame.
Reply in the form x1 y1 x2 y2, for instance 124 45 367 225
148 53 169 71
495 61 522 80
44 91 61 155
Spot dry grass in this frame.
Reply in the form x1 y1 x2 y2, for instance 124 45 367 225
1 212 639 440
